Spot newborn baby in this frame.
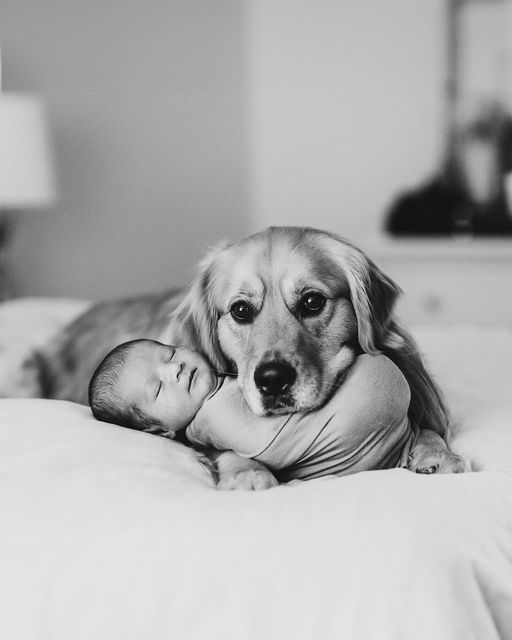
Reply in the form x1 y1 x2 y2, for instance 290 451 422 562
89 339 416 482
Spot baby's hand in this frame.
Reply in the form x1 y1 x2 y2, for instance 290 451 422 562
216 451 278 491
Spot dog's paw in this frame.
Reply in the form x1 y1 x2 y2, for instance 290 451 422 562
215 451 278 491
217 468 279 491
407 448 470 474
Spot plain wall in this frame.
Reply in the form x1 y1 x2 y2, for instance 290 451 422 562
246 0 445 243
1 0 446 300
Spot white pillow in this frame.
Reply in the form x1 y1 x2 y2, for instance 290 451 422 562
0 297 90 397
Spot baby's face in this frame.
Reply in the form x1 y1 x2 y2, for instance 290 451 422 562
115 341 217 433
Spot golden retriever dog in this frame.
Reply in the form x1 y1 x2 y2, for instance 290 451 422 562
34 227 468 487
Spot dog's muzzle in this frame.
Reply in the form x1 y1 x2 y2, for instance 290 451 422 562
254 360 297 398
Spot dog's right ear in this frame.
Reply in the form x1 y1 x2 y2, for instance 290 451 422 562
171 240 231 372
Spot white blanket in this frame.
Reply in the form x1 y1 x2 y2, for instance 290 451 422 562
0 299 512 639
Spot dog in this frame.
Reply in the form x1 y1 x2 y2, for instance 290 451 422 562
34 226 468 486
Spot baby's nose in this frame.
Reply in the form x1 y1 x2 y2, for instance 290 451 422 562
167 361 183 381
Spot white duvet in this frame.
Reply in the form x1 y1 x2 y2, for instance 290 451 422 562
0 299 512 640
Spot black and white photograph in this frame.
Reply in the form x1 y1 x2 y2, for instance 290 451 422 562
1 1 512 638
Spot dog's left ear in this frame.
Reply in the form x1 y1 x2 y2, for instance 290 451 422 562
324 234 402 353
171 240 231 372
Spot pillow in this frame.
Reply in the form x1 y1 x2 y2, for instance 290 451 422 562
0 297 89 397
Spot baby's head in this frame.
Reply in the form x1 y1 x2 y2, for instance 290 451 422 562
89 339 218 437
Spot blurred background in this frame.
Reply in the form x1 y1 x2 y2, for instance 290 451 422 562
1 0 511 323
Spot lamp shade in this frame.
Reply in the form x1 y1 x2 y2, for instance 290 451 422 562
0 94 56 208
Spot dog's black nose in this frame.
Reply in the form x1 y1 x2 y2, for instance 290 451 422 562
254 361 297 397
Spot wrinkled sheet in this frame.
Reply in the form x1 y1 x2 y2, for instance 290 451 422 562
0 299 512 639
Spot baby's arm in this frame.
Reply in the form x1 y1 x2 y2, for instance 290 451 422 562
186 378 288 490
214 451 279 491
186 377 290 457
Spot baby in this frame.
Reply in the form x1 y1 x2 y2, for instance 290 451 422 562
89 339 417 483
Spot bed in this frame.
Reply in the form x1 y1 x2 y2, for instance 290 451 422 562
1 297 512 640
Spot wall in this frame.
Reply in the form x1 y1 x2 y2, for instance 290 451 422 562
246 0 445 244
1 0 445 299
2 0 251 298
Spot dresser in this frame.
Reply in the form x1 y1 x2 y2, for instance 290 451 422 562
362 239 512 326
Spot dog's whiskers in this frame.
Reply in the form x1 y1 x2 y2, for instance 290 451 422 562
214 369 237 378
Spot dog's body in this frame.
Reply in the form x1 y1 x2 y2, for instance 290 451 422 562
36 289 185 406
34 227 467 484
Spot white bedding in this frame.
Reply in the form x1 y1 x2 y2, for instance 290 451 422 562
0 298 512 639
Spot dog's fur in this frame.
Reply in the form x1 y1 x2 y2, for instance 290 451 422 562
34 226 467 477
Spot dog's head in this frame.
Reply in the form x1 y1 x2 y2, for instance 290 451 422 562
175 227 401 415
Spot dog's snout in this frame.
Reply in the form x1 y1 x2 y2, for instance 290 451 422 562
254 361 296 397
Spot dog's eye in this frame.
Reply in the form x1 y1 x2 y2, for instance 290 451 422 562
230 300 253 323
300 292 326 316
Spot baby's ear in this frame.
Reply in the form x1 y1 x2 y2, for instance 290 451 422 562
144 422 175 439
171 240 231 371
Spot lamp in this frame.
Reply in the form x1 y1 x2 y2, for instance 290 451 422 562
0 46 56 297
0 95 56 208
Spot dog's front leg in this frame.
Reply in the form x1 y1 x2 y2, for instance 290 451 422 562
406 428 470 474
215 451 278 491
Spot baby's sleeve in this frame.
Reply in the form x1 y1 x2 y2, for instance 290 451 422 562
185 378 293 458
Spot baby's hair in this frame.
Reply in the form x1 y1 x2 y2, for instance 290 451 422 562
88 339 166 434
